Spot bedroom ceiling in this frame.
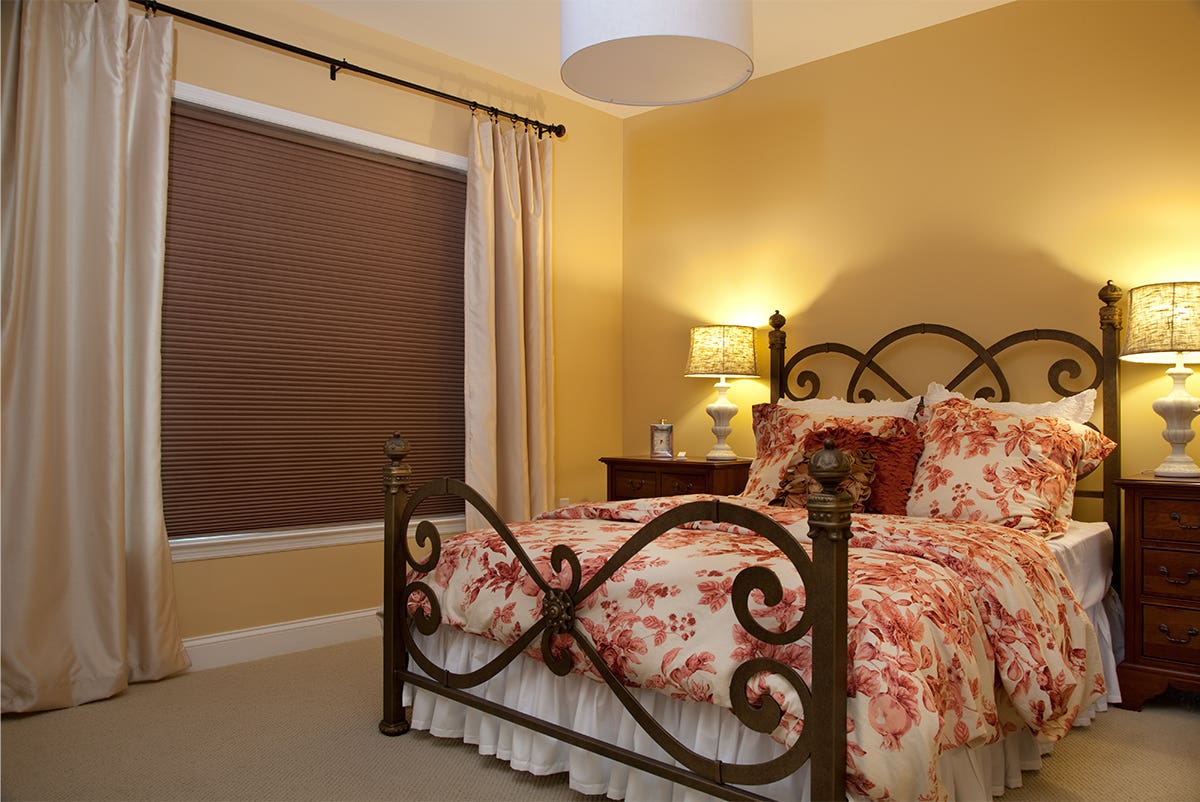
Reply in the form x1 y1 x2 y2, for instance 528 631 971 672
302 0 1011 118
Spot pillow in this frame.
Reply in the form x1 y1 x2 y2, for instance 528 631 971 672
777 395 921 420
922 382 1096 424
906 397 1117 535
741 404 818 503
741 404 923 515
799 421 923 515
773 447 877 511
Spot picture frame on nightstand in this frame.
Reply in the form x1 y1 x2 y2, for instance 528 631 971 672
649 421 673 459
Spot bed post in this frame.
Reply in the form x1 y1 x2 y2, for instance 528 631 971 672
379 432 413 736
769 310 787 402
805 440 852 802
1098 281 1124 586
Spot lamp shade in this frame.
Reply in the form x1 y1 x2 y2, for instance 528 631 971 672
560 0 753 106
1121 282 1200 364
685 325 758 378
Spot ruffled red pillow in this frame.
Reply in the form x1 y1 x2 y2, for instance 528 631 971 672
798 420 923 515
775 447 878 511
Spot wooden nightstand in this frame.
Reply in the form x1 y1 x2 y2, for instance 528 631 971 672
599 456 751 502
1115 474 1200 710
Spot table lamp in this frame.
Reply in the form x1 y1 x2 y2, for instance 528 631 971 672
685 324 759 460
1120 281 1200 477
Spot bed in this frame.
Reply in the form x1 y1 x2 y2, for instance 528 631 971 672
379 281 1127 801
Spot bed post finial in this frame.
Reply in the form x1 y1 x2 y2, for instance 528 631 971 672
804 439 850 802
383 431 411 469
380 432 413 737
769 310 787 402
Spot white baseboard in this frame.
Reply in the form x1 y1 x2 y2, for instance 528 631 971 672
183 607 380 672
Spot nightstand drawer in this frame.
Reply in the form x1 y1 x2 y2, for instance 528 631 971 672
600 456 751 502
1117 474 1200 709
1144 497 1200 544
1142 605 1200 664
661 471 708 496
611 469 658 499
1142 549 1200 601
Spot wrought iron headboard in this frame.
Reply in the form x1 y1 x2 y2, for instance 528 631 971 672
768 281 1124 541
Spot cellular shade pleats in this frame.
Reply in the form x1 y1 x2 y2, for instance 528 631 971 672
162 105 465 538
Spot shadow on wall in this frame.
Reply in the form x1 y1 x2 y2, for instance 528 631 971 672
779 236 1109 403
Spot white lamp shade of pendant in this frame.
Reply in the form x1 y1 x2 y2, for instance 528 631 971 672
560 0 754 106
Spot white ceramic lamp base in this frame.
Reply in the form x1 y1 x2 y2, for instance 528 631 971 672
1151 361 1200 478
705 380 739 461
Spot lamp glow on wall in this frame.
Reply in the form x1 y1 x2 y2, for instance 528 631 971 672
685 325 759 461
559 0 753 106
1120 282 1200 477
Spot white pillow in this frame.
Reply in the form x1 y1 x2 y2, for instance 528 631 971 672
776 395 921 420
921 382 1095 424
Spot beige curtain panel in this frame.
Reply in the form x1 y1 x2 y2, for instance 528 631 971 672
1 0 189 713
464 113 556 528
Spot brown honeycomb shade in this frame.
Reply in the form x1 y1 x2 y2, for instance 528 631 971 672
162 103 465 538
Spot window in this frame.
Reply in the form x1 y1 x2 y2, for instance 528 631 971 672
161 101 465 539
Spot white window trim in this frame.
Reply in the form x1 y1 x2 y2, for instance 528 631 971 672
169 515 466 562
172 82 467 173
166 83 467 561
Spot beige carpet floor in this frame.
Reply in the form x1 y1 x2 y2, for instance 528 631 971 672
3 637 1197 801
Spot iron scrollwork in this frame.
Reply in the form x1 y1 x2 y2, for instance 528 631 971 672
395 482 830 792
772 318 1104 406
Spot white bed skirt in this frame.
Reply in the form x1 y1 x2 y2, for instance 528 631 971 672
398 590 1123 801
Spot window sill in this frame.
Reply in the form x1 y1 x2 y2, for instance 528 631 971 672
168 515 466 562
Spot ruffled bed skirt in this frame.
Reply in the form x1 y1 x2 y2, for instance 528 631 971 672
396 590 1123 801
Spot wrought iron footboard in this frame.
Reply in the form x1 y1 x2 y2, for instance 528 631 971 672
378 434 852 802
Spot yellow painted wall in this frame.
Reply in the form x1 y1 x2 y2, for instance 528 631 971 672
622 0 1200 483
166 1 623 637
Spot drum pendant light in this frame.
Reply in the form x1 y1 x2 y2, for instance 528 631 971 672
560 0 754 106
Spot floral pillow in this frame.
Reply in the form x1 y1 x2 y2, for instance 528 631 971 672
741 404 817 503
774 447 877 511
906 397 1117 535
741 404 923 515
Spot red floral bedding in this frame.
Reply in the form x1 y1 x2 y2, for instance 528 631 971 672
409 494 1104 802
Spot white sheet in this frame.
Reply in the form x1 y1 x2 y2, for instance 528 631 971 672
1050 520 1114 612
396 519 1123 801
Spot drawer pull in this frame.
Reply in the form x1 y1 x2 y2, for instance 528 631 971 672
1158 565 1199 586
672 480 695 494
625 479 646 491
1158 623 1200 645
1168 511 1200 531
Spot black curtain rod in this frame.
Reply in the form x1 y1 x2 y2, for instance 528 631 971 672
132 0 567 138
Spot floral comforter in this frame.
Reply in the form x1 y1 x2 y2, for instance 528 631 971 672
410 494 1104 801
